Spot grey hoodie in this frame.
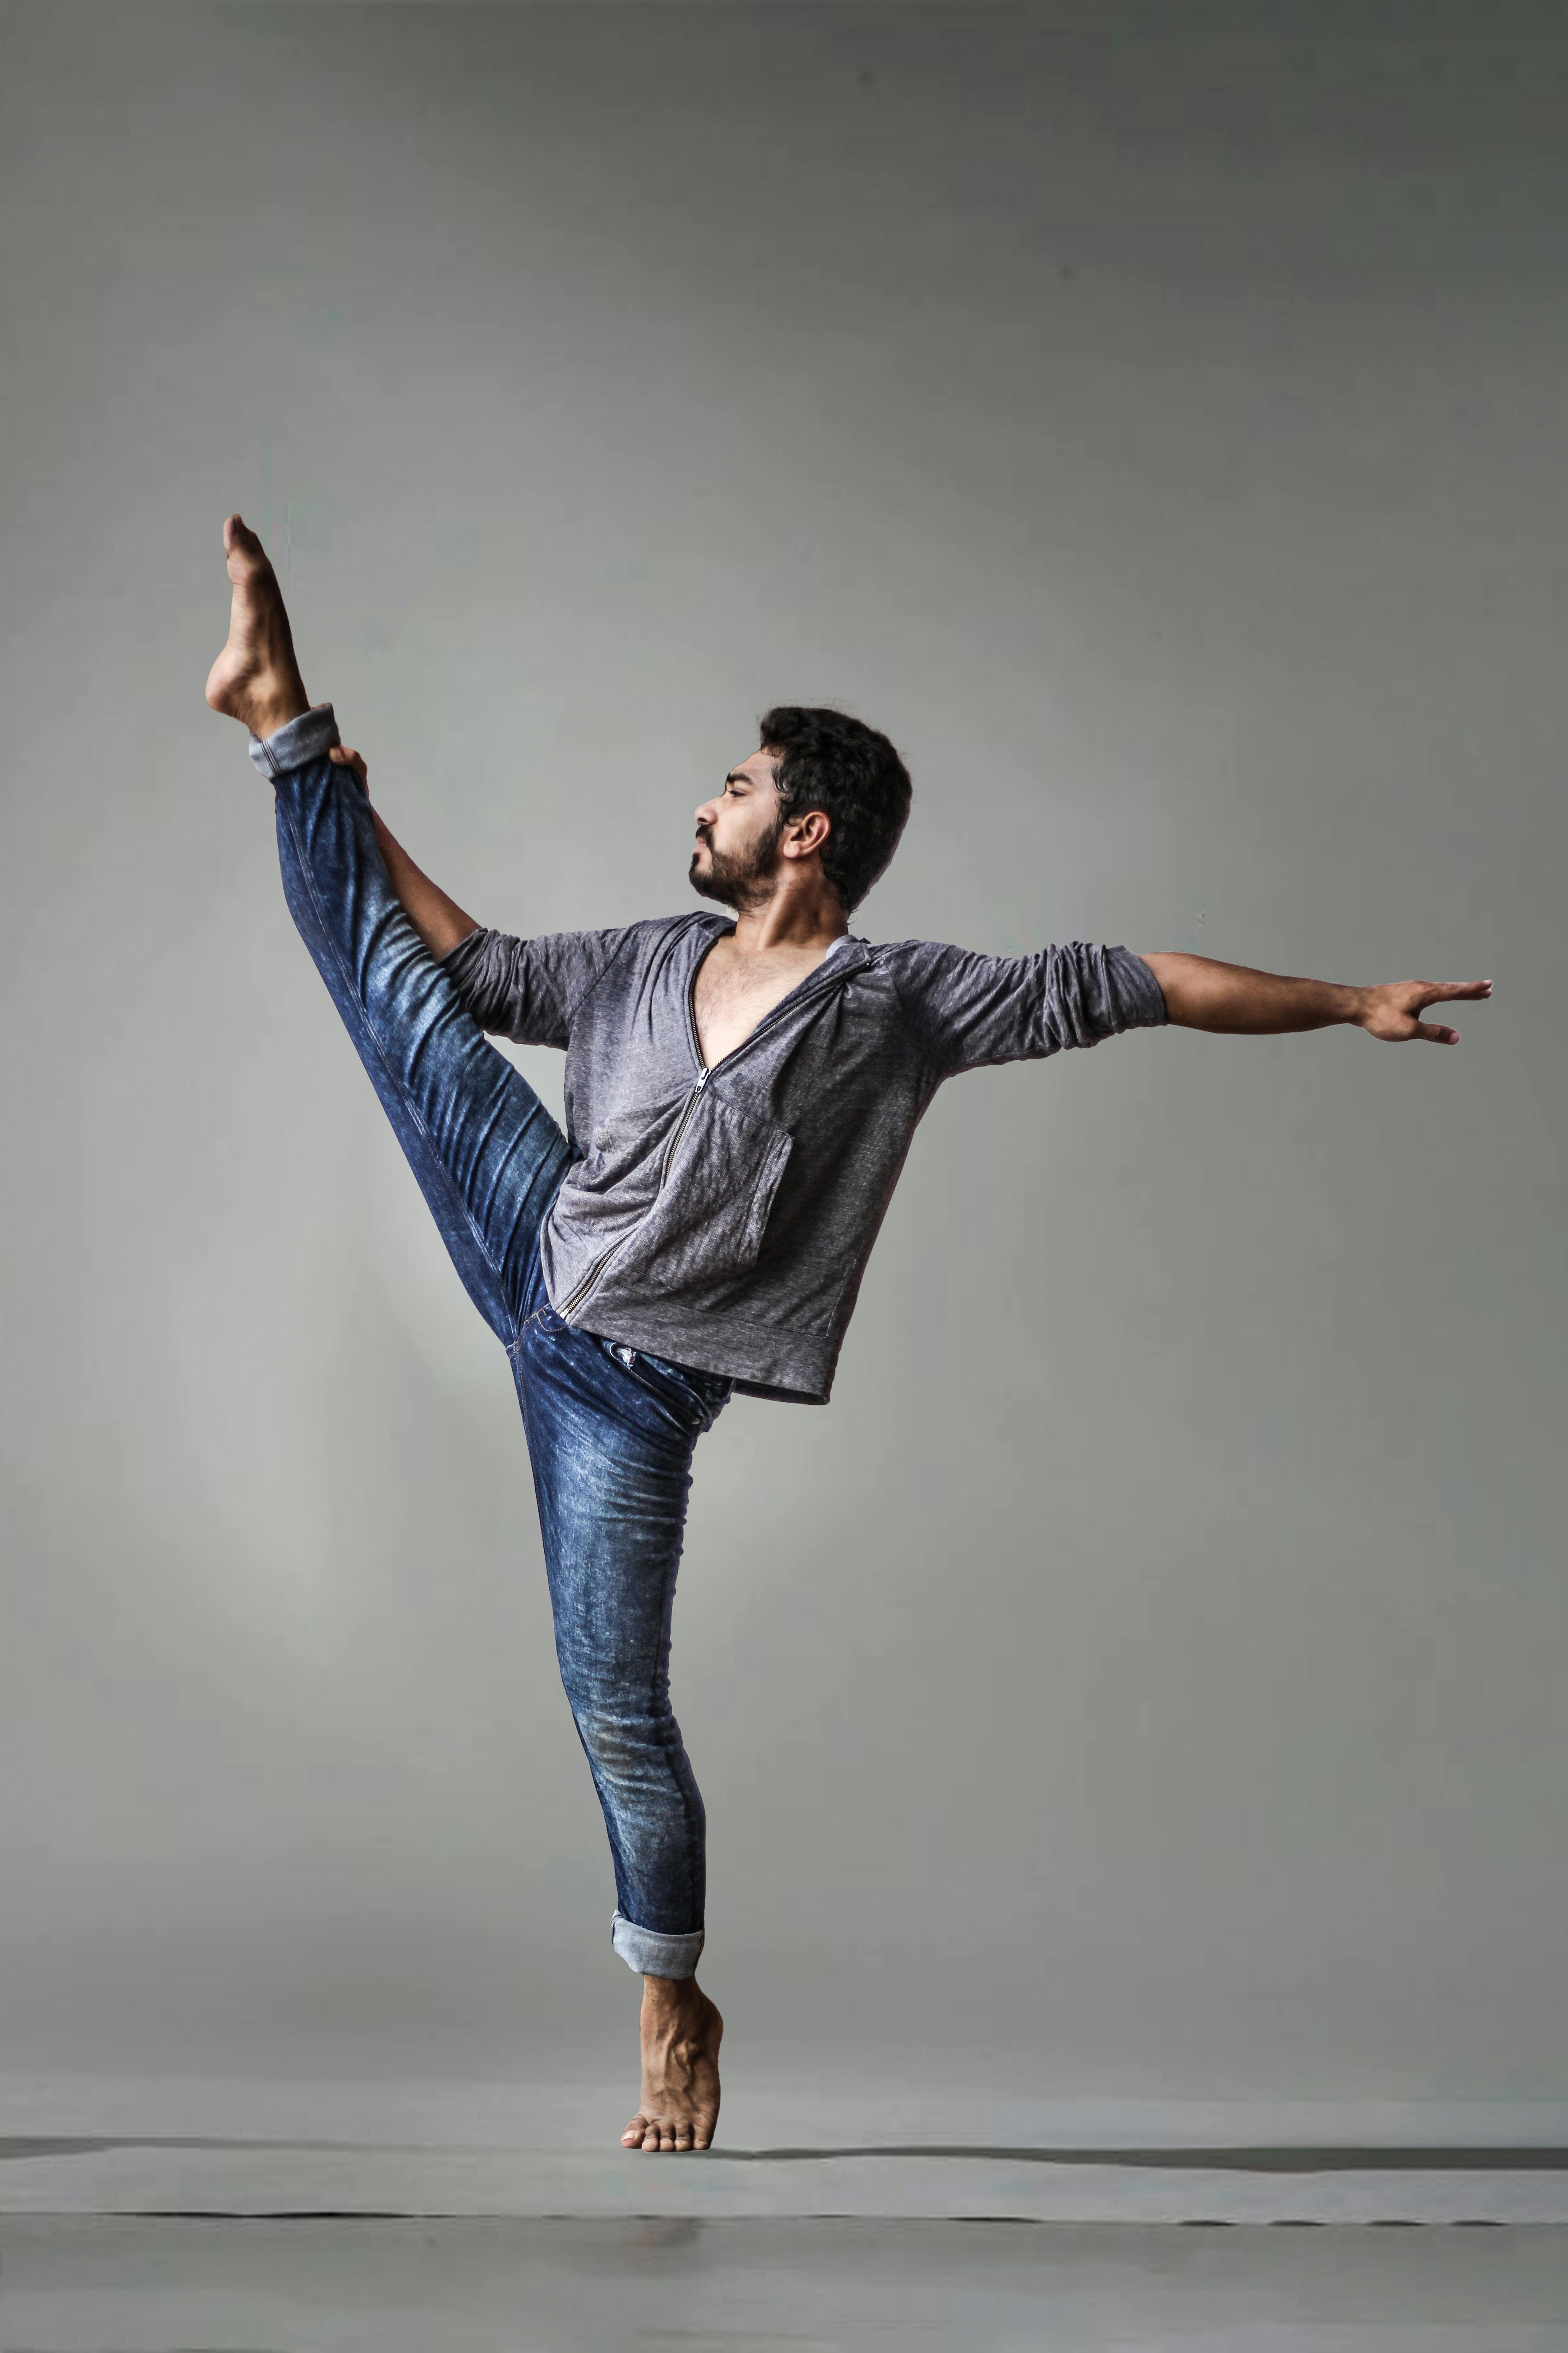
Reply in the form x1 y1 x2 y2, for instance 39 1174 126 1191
442 912 1166 1403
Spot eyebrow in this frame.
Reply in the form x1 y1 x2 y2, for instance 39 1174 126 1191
723 770 754 788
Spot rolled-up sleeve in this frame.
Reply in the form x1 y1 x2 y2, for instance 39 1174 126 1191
440 924 631 1048
888 939 1168 1076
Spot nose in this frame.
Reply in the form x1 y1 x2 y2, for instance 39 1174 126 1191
694 796 719 829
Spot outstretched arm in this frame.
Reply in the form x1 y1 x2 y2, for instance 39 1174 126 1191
329 745 478 961
1137 952 1493 1043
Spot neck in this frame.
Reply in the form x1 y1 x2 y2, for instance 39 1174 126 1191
724 879 849 957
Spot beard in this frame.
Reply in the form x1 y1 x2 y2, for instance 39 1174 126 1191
688 816 785 910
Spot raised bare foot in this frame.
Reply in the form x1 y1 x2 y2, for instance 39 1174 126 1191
622 1975 723 2153
204 514 310 742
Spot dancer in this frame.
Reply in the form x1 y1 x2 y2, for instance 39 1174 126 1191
205 514 1490 2152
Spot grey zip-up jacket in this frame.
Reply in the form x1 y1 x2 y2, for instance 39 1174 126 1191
443 913 1167 1402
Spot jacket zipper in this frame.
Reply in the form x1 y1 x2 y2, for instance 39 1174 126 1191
658 1065 709 1187
557 1071 709 1322
558 960 712 1323
558 937 861 1325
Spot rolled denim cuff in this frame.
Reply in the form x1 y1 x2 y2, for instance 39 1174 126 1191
611 1910 704 1979
248 701 341 781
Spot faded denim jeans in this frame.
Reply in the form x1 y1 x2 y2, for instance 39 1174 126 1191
252 704 731 1979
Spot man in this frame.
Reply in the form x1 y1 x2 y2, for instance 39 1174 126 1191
205 513 1490 2153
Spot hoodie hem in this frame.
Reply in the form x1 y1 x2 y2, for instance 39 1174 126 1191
562 1295 838 1405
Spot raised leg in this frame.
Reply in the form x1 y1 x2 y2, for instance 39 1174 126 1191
207 515 571 1339
269 732 571 1341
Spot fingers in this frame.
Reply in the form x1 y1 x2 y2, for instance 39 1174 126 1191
1405 978 1492 1041
1371 978 1490 1042
329 745 370 795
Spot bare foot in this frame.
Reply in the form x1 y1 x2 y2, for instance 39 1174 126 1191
204 514 310 741
622 1975 723 2153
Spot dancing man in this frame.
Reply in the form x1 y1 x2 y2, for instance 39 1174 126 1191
205 514 1490 2151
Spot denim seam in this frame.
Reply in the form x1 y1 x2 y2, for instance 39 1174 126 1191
649 1467 703 1936
276 790 523 1351
508 1303 551 1358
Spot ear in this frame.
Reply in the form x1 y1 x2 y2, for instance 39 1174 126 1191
781 807 831 861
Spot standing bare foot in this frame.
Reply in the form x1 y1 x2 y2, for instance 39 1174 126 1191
204 514 310 742
622 1975 723 2153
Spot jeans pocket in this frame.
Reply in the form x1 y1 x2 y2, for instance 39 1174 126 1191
612 1344 732 1434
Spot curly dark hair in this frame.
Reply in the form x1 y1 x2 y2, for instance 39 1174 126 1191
758 705 913 914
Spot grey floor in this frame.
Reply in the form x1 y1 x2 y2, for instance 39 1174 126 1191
6 2137 1568 2224
3 2216 1568 2350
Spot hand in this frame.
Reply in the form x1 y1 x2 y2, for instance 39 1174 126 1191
329 744 370 797
1357 977 1493 1044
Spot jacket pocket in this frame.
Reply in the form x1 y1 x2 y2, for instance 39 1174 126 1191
636 1088 793 1291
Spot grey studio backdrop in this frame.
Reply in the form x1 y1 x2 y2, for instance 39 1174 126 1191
1 2 1563 2144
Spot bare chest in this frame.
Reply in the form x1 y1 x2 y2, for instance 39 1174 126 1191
692 944 833 1070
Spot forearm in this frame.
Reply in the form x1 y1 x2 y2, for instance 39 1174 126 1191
1138 952 1363 1034
371 808 480 962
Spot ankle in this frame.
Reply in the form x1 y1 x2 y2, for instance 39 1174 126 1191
252 685 311 742
642 1973 707 2021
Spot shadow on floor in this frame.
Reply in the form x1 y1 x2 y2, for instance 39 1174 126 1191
4 2138 1568 2171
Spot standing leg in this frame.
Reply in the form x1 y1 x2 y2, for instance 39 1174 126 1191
517 1313 731 2152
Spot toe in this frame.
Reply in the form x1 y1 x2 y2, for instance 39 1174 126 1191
621 2116 646 2148
673 2123 694 2152
223 514 270 573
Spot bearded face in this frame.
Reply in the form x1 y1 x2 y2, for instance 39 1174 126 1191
689 815 786 909
689 754 789 910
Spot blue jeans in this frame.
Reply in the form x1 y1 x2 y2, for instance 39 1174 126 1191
253 705 732 1979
